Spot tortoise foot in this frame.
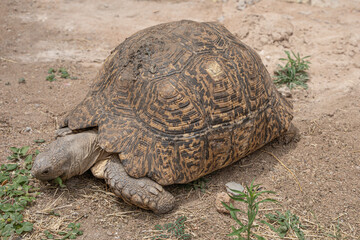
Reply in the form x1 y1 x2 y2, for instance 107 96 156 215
56 127 73 138
104 155 175 214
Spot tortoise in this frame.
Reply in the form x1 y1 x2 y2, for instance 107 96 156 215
32 20 294 214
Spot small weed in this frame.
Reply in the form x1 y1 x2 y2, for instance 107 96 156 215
46 67 75 81
188 177 208 193
261 210 306 240
326 220 342 239
0 147 39 239
46 74 56 82
222 179 277 240
42 223 83 240
151 216 192 240
34 139 46 144
58 68 70 79
53 177 66 188
18 77 26 84
7 146 30 161
273 51 310 89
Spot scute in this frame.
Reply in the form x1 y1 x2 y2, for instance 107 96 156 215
61 20 293 185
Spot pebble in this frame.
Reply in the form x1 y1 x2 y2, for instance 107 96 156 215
217 15 225 23
215 192 233 214
277 86 292 98
24 127 32 133
260 36 268 45
225 182 244 195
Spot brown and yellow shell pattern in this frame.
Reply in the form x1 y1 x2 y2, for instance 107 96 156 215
60 20 293 185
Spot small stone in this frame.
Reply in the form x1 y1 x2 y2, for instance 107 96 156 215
24 127 32 133
225 182 244 195
277 86 292 98
236 0 246 10
215 192 233 214
107 230 113 236
260 36 268 45
272 32 283 42
217 15 225 23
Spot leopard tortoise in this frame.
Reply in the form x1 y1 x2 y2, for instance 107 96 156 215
32 20 294 214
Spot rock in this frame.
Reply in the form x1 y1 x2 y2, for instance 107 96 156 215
23 127 32 133
217 15 225 23
277 86 292 98
215 192 233 214
259 36 269 45
225 182 244 195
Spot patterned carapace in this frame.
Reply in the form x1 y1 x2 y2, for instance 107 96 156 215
61 20 293 185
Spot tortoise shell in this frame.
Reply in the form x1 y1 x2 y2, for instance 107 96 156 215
61 20 293 185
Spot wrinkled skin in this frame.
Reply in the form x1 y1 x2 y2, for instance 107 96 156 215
32 130 103 181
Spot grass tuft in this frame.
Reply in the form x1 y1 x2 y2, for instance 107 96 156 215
261 210 306 240
273 50 310 89
151 216 192 240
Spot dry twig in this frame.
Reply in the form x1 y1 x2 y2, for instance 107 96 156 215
261 150 302 192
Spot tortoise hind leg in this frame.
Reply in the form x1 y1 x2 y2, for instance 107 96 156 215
278 123 299 144
104 155 175 214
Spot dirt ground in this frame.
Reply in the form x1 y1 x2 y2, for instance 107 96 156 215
1 0 359 239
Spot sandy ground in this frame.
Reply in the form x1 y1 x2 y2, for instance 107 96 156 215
1 0 359 239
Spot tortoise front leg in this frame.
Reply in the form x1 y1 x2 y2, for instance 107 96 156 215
104 155 175 214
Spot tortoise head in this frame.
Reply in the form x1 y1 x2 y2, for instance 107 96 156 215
32 130 102 181
32 137 73 181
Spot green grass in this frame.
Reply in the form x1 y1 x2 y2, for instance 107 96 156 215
0 147 39 239
53 177 66 188
34 139 46 144
222 179 277 240
46 74 56 82
261 210 306 240
151 216 192 240
326 220 342 239
58 68 70 79
273 50 310 89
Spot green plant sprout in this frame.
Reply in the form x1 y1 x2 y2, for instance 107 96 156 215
273 51 310 89
222 179 277 240
151 216 192 240
261 210 306 240
43 223 83 240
